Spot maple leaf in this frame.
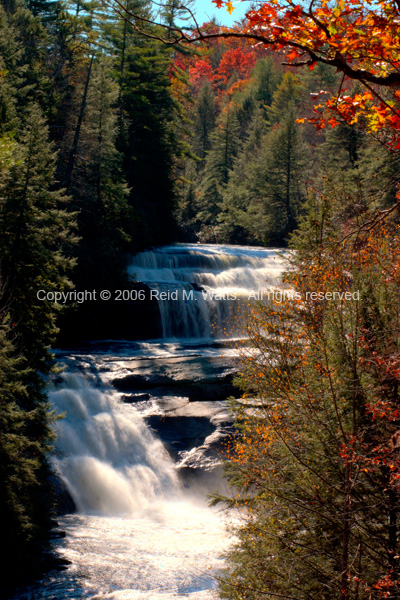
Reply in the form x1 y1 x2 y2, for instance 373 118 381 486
212 0 224 7
226 0 235 14
286 50 298 61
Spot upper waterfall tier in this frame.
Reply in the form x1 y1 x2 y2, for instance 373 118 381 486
128 244 286 340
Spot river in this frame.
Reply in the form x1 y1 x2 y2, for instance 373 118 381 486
10 244 286 600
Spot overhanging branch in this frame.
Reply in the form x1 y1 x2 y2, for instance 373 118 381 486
104 0 400 88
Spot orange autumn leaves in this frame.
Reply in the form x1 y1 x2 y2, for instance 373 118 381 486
211 0 400 150
224 217 400 596
170 42 257 98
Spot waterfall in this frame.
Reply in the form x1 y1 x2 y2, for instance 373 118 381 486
50 373 180 517
50 245 286 520
128 244 286 339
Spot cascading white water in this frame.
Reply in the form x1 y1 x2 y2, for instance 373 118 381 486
49 373 180 517
129 244 286 338
37 367 228 600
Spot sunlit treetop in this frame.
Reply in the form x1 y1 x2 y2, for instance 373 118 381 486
108 0 400 83
213 0 400 144
228 0 400 84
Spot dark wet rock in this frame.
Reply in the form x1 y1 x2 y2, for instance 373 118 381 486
186 382 237 401
177 426 235 472
41 553 70 571
57 282 162 345
121 392 151 403
146 415 215 457
113 374 172 390
112 368 239 401
49 530 66 539
178 464 226 494
51 474 76 515
146 400 235 470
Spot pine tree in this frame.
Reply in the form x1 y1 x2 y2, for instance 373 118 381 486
160 0 194 32
219 108 267 243
252 56 283 107
0 315 54 587
110 1 178 249
220 105 307 245
193 78 216 164
196 102 240 241
0 106 75 587
175 158 200 240
68 57 132 292
257 107 307 243
267 71 304 124
0 104 75 370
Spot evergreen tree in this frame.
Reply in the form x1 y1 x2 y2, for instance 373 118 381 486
219 108 267 243
0 5 21 133
267 71 304 124
193 78 216 164
0 315 54 586
160 0 194 32
175 158 200 241
257 107 307 243
110 3 178 249
196 102 240 241
233 57 282 139
55 57 135 340
68 57 133 291
0 106 75 586
252 56 282 107
0 0 55 113
220 106 307 245
0 104 75 370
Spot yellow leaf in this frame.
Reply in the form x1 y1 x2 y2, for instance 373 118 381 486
226 0 235 14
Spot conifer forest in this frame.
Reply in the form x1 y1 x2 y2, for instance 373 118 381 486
1 0 400 598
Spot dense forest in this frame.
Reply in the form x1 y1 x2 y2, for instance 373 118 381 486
1 0 400 595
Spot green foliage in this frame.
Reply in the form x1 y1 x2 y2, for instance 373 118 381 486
0 105 75 368
267 71 304 124
0 316 55 584
0 104 74 586
196 103 240 241
0 0 182 586
218 79 308 246
110 4 179 249
193 78 216 163
218 108 267 243
252 56 283 107
65 58 132 290
175 53 310 244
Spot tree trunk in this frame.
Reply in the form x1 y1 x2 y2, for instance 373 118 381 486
64 54 94 190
